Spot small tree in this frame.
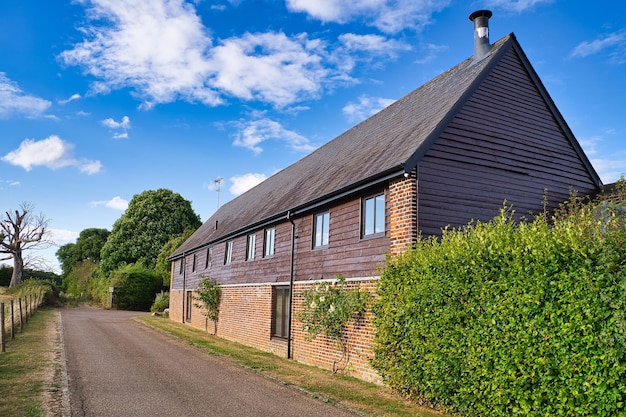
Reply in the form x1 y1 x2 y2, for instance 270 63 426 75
194 276 221 334
297 275 369 372
0 202 52 287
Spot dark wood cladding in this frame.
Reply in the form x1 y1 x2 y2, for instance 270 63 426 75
172 196 389 290
417 47 598 236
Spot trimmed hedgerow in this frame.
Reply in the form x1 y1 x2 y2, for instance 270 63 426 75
373 197 626 416
111 264 162 311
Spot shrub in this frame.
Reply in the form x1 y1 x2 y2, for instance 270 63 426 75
373 201 626 416
151 291 170 313
110 264 162 311
194 276 221 333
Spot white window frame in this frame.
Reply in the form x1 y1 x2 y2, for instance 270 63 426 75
264 227 275 258
246 233 256 261
224 241 233 265
313 211 330 248
362 193 385 237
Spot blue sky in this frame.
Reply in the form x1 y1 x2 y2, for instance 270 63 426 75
1 0 625 273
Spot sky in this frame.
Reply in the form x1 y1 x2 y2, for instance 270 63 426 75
1 0 625 273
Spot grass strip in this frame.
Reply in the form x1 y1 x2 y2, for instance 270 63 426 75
137 315 445 417
0 308 57 417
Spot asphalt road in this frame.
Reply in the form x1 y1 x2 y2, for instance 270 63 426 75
61 308 358 417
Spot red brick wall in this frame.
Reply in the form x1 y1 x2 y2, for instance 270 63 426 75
290 279 380 383
170 277 381 383
389 170 418 256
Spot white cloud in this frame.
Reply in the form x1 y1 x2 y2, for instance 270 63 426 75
0 179 20 189
0 73 51 118
232 118 314 154
59 1 412 109
286 0 451 34
343 95 395 122
485 0 554 13
591 157 626 184
59 0 219 107
229 173 268 196
414 42 448 64
208 32 330 107
58 93 82 105
79 160 103 175
570 30 626 63
90 196 129 211
101 116 131 129
2 135 102 174
49 228 80 244
102 116 131 138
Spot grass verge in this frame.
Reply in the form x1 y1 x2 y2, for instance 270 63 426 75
0 308 59 417
137 315 446 417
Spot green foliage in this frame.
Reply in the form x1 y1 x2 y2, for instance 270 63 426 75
56 228 110 276
194 276 221 322
151 291 170 313
100 189 201 275
155 228 196 287
298 275 369 341
110 264 163 311
5 278 55 304
62 261 100 297
373 201 626 416
0 265 61 287
0 264 10 286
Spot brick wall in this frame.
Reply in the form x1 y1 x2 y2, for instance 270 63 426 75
389 169 418 256
290 279 381 383
170 278 381 383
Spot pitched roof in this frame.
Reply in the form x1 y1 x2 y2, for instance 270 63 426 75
171 33 597 259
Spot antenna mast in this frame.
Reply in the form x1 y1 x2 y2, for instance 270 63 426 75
214 177 224 209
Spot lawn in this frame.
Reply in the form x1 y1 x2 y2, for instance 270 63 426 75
0 308 60 417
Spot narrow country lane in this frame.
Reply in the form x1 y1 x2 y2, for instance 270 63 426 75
61 308 358 417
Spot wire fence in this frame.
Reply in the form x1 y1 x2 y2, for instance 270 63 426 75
1 291 47 353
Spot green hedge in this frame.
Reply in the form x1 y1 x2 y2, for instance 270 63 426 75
111 264 162 311
373 200 626 416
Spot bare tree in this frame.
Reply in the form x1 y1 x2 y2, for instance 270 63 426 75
0 202 52 287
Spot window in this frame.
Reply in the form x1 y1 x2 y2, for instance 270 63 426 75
362 193 385 237
179 259 184 274
264 227 275 258
185 291 193 321
246 233 256 261
192 253 197 272
224 241 233 265
313 212 330 248
272 286 290 338
205 247 211 269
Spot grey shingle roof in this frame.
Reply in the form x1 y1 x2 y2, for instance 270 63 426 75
171 35 515 259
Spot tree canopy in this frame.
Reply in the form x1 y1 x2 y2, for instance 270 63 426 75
56 228 110 276
154 227 196 287
100 189 201 275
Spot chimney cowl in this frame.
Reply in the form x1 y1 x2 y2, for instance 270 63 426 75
469 10 493 62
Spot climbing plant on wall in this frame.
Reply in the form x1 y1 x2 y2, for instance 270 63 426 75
298 274 369 372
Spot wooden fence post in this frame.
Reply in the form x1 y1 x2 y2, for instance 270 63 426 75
1 303 5 353
10 300 15 339
18 298 23 331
